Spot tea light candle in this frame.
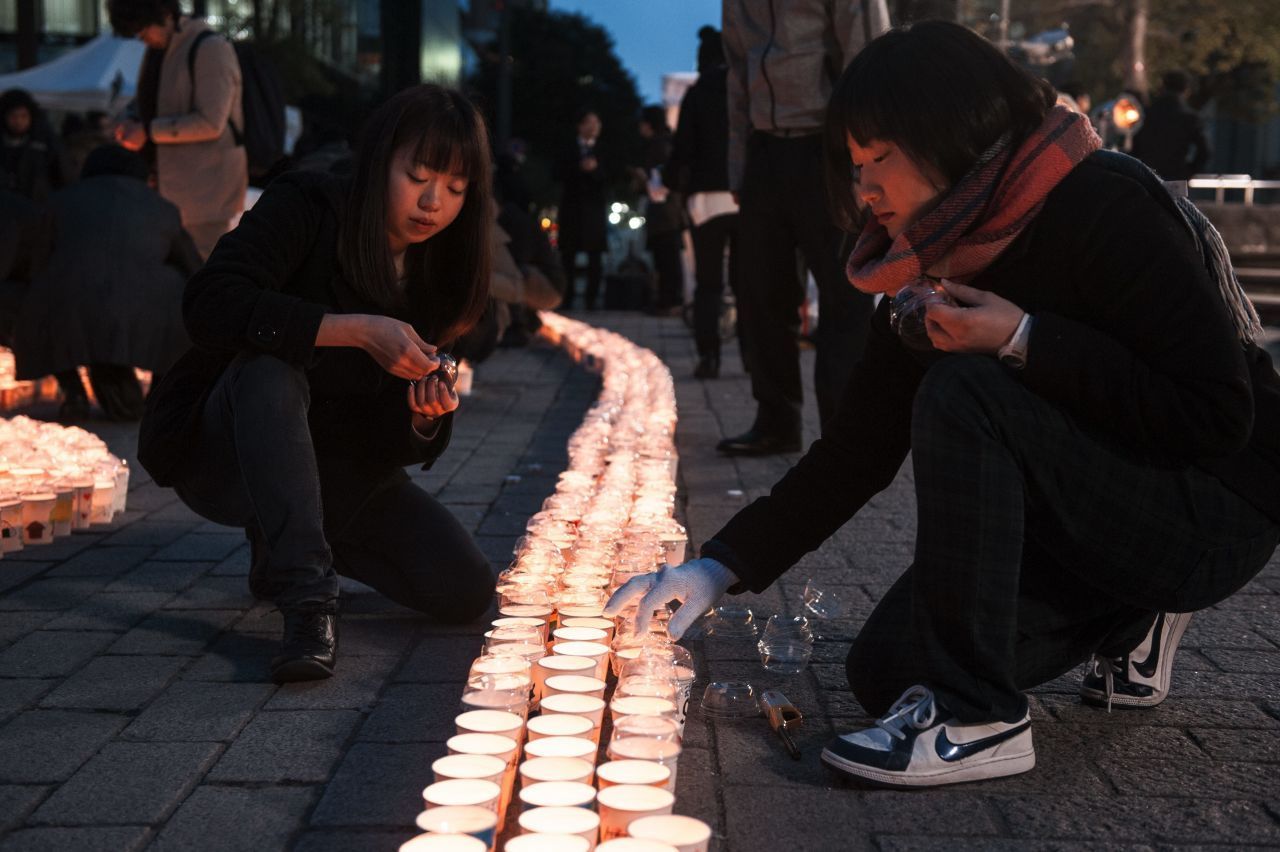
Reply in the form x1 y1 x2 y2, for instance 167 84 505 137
595 760 671 790
517 806 600 848
603 739 681 791
523 735 597 764
595 785 675 843
414 805 499 850
543 674 607 701
533 655 595 702
627 815 712 852
422 779 501 813
503 833 590 852
526 714 594 742
551 641 610 680
518 756 595 787
432 754 507 787
0 498 23 553
399 834 487 852
609 696 678 725
517 780 598 811
447 733 520 820
19 492 56 545
560 617 616 643
539 694 606 730
557 603 606 620
553 626 609 646
455 710 524 742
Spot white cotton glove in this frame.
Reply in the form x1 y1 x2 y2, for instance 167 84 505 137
603 558 740 640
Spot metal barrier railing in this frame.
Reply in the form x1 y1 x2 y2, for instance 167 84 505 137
1188 175 1280 205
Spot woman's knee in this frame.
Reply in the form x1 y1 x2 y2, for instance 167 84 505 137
432 548 495 624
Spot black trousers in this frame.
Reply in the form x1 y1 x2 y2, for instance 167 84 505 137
846 356 1279 724
691 213 739 359
560 245 603 310
648 230 684 310
171 353 494 619
736 132 874 436
56 365 145 421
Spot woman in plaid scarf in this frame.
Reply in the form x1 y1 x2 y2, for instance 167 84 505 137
608 20 1280 787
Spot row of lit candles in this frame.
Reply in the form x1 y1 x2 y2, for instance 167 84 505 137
398 315 710 851
0 415 130 553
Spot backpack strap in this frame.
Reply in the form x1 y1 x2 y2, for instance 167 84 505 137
1090 149 1262 345
187 29 244 146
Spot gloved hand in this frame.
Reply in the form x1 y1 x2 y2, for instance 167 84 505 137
603 558 740 640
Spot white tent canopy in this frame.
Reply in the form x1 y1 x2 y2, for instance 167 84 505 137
0 33 144 113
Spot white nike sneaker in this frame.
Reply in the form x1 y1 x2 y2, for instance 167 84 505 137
821 685 1035 788
1080 611 1193 710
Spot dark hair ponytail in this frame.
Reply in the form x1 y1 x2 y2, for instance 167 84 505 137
338 84 492 347
824 20 1056 231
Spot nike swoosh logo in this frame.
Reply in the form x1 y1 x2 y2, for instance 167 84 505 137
1132 615 1165 679
935 722 1030 762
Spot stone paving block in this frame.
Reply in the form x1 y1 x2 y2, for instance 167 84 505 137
0 535 97 565
29 741 221 825
357 683 459 743
162 576 255 610
1200 647 1280 673
98 521 195 548
0 578 111 613
43 546 153 578
1172 670 1279 699
123 681 274 742
292 831 407 852
996 794 1280 846
332 618 423 657
0 563 53 595
393 635 485 683
1189 727 1280 761
180 633 276 682
209 709 360 782
151 785 317 851
42 592 172 632
102 561 214 594
110 608 241 657
1183 610 1275 648
1097 756 1277 799
0 630 116 678
876 839 1156 852
38 655 187 711
309 743 445 828
0 613 53 650
0 680 55 720
1039 694 1280 729
0 710 127 783
152 532 244 562
0 785 46 831
0 826 152 852
670 745 721 834
263 654 398 711
207 545 249 576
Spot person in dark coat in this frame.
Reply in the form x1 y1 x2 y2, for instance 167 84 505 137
608 22 1279 789
0 88 72 203
137 85 496 683
0 188 37 346
667 26 740 378
555 109 608 310
636 105 685 314
1131 71 1211 181
14 145 200 421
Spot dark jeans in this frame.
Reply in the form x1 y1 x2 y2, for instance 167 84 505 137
691 213 739 359
171 353 494 619
846 356 1279 724
560 245 603 310
736 132 874 436
648 230 684 310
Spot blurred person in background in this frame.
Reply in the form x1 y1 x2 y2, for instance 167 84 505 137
1132 71 1211 182
0 88 72 203
556 109 608 310
636 105 686 315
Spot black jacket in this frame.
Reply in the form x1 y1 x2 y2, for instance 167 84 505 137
15 175 200 379
667 64 731 196
555 140 608 252
1132 93 1211 181
704 151 1280 593
137 170 454 488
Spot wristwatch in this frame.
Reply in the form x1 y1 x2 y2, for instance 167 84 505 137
998 312 1033 370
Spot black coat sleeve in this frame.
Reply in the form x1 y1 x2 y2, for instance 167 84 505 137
703 304 924 592
182 173 329 368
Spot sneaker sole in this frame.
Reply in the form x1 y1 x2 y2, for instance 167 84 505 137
1080 612 1192 709
820 746 1035 788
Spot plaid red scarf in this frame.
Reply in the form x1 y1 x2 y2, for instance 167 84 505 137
846 106 1102 292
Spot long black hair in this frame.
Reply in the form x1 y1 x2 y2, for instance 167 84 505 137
339 84 492 348
824 20 1057 231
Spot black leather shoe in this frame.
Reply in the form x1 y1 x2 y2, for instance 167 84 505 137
694 354 720 380
271 605 338 683
716 428 802 456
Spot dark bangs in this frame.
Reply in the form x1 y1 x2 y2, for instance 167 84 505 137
824 20 1056 231
340 84 492 348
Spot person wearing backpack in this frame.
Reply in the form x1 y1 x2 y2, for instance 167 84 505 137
607 21 1280 788
108 0 247 259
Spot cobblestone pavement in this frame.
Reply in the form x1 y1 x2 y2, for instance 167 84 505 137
1 313 1278 851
